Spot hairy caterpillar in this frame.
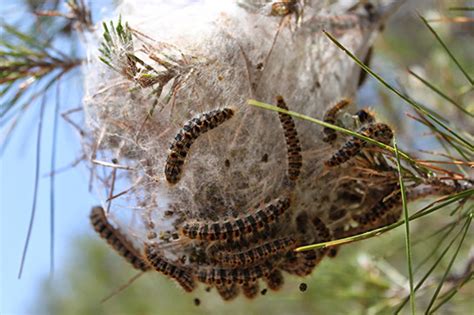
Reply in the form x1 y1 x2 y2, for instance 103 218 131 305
165 108 234 184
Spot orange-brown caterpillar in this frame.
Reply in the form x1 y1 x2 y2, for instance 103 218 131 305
144 243 196 292
165 108 234 184
213 237 296 267
241 282 260 299
324 123 393 167
197 261 275 285
181 197 290 241
276 96 303 183
264 270 284 291
216 284 240 301
89 206 151 272
322 98 351 143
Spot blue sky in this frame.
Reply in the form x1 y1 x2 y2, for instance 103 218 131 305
1 2 114 314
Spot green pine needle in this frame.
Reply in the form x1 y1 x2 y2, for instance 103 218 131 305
395 138 415 314
418 14 473 86
408 69 473 118
425 213 472 314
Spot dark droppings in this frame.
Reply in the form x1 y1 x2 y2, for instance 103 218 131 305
299 282 307 292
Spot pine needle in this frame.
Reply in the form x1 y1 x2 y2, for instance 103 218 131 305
424 213 472 314
395 138 415 314
418 14 473 86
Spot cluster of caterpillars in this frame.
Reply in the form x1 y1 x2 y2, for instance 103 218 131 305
91 94 408 301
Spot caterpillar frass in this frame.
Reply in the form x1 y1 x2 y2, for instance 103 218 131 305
180 197 290 241
324 123 393 167
276 96 303 183
144 243 196 292
90 206 151 272
165 108 234 184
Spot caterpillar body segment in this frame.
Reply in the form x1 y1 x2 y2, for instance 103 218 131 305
324 123 393 167
264 270 284 291
216 284 240 301
165 108 234 184
180 197 291 241
144 243 196 292
241 281 260 299
89 206 151 271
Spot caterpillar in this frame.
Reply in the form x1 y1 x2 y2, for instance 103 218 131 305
324 123 393 167
212 237 296 267
311 216 332 243
165 108 234 184
322 98 351 143
89 206 151 272
180 197 290 241
144 243 196 292
276 96 303 183
352 190 401 226
312 216 337 257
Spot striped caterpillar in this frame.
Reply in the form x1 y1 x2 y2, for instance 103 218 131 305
144 243 196 292
165 108 234 184
276 96 303 183
89 206 151 272
324 122 393 167
211 237 296 267
180 197 290 241
352 190 401 226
